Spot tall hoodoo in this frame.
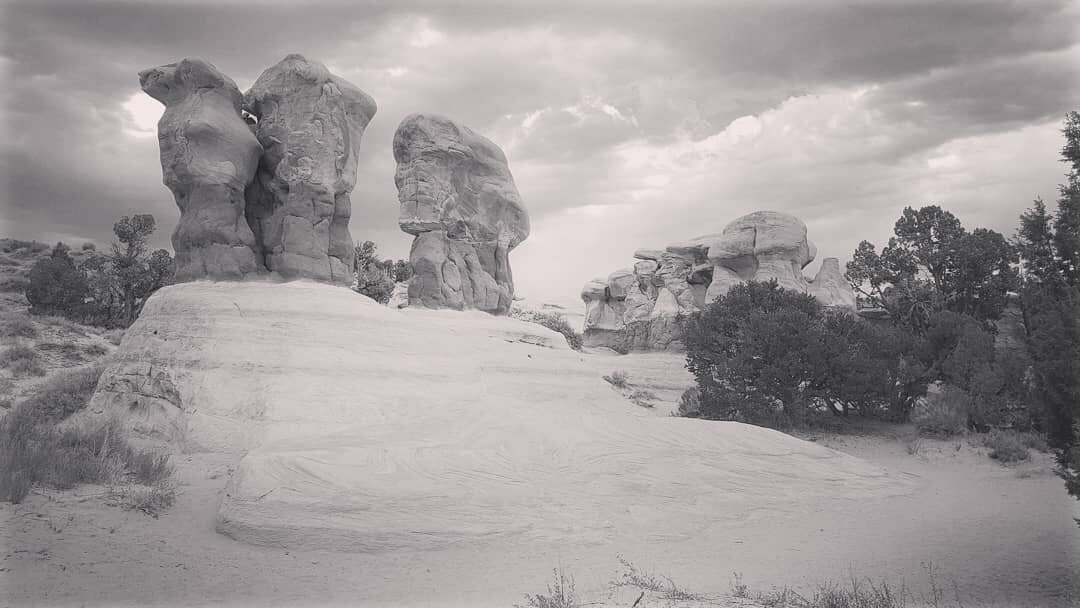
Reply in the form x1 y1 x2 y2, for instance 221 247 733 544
244 54 378 284
140 54 377 284
581 210 857 351
393 113 529 315
139 58 264 281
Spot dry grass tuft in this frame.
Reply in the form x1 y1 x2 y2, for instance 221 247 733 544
0 313 38 339
0 343 45 376
516 568 578 608
0 363 174 507
603 370 629 388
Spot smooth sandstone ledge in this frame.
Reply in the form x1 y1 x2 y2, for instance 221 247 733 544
89 280 911 553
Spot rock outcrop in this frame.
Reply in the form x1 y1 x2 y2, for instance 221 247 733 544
393 114 529 315
582 211 857 351
139 58 264 281
88 280 903 552
244 54 377 284
140 54 376 284
704 211 816 302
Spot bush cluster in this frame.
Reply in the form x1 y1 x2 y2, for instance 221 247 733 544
25 215 173 328
683 281 927 428
0 364 173 506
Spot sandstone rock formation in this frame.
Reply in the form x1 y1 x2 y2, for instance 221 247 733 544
139 58 264 280
582 210 857 351
393 114 529 315
244 54 377 284
88 280 903 551
140 54 376 284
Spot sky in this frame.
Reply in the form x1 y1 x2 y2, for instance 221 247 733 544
1 0 1078 304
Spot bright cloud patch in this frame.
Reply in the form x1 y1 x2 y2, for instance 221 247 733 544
121 91 162 138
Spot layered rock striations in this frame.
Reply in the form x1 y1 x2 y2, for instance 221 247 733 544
582 211 857 351
393 114 529 315
140 54 376 284
139 58 264 281
88 280 904 551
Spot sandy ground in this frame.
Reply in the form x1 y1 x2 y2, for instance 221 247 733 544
2 281 1079 607
4 427 1077 607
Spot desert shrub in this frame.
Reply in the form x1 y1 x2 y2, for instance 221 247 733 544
985 429 1031 463
529 312 583 350
81 242 96 251
516 568 577 608
13 362 106 424
911 385 969 436
628 389 657 408
603 370 628 388
684 281 925 428
677 387 702 417
611 557 702 602
1017 431 1050 452
920 311 1035 431
0 239 49 255
26 244 89 315
0 406 173 506
354 240 408 304
0 313 38 339
356 266 395 303
0 343 43 376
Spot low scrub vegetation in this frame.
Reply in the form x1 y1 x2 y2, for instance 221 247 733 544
984 429 1032 464
0 343 45 376
15 362 107 423
602 370 629 388
24 215 173 328
516 568 577 608
677 387 702 417
353 240 411 304
628 389 657 408
521 560 967 608
0 363 174 508
0 313 38 339
911 386 969 437
512 308 583 350
611 556 703 602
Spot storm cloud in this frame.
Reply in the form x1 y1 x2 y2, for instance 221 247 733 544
2 0 1077 301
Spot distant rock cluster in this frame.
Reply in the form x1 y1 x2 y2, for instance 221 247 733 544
582 211 856 351
393 114 529 315
140 54 376 284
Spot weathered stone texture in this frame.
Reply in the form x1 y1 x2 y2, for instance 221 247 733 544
244 54 377 284
582 210 857 351
393 114 529 314
139 58 263 280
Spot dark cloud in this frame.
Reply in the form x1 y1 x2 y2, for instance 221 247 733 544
1 0 1077 299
